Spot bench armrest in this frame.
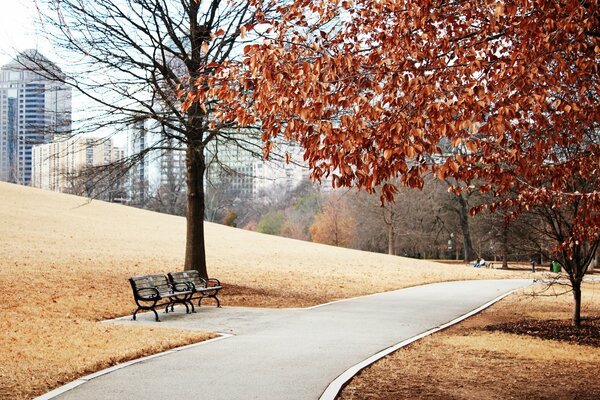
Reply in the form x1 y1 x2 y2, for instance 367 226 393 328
204 278 221 287
135 286 160 299
172 282 191 292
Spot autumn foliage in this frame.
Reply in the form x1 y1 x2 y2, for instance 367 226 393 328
310 193 356 246
190 2 599 246
233 0 600 249
189 0 598 323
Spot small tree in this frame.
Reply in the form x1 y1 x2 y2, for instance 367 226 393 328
256 210 285 235
64 163 128 202
310 193 356 247
223 209 238 227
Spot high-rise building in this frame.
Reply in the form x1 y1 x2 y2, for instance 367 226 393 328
0 50 71 185
127 117 152 204
31 136 126 201
159 137 186 189
205 130 258 198
126 117 187 205
205 128 309 201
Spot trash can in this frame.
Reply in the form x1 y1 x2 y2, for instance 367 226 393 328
552 260 562 273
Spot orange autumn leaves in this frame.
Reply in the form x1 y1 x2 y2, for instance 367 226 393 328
186 0 599 244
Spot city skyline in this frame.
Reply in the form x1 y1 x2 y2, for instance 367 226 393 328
0 1 310 203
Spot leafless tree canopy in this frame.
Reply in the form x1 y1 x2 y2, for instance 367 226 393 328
29 0 275 276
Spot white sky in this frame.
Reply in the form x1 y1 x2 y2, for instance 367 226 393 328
0 0 55 66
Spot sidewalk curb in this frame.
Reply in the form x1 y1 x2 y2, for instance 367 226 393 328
34 334 233 400
318 285 530 400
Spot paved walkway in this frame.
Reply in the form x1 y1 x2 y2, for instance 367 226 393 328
43 279 531 400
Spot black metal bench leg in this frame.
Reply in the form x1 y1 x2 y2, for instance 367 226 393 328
152 308 160 322
197 295 220 307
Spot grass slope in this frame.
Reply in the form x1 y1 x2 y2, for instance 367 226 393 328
0 182 527 398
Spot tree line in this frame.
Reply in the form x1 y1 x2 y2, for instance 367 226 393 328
238 175 551 267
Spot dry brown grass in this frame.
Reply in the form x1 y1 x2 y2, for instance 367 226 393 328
338 282 600 400
0 182 532 398
0 257 216 399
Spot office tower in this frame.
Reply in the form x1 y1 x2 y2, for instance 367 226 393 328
0 50 71 185
127 117 154 205
126 117 187 206
31 136 126 201
205 128 309 201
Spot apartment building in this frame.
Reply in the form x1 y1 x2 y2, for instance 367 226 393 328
31 136 125 200
0 50 71 185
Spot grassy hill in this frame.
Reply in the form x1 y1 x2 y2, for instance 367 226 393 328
0 181 525 305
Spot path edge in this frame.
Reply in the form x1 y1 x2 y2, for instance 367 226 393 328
319 286 527 400
34 334 233 400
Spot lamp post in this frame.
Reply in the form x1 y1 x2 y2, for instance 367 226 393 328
448 233 454 260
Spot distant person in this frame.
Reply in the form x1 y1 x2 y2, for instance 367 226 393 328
474 258 486 268
530 256 536 273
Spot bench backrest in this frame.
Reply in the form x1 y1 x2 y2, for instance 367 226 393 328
168 270 207 290
129 274 172 299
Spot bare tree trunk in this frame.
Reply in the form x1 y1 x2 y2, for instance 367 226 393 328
457 194 474 261
388 222 394 255
502 251 508 269
184 1 209 277
572 279 582 327
185 141 207 278
594 251 599 272
501 222 509 269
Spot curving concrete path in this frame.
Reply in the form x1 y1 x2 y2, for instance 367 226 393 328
39 279 532 400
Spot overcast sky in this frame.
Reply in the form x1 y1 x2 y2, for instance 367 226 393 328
0 0 54 66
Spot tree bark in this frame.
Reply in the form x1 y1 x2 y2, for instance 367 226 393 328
185 141 208 278
501 222 509 269
183 0 209 278
388 222 394 255
457 194 474 261
572 279 582 327
590 248 598 272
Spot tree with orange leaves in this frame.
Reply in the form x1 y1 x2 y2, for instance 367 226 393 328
310 193 356 246
231 0 599 325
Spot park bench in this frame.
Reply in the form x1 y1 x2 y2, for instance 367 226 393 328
168 270 222 308
470 259 494 268
129 274 193 322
